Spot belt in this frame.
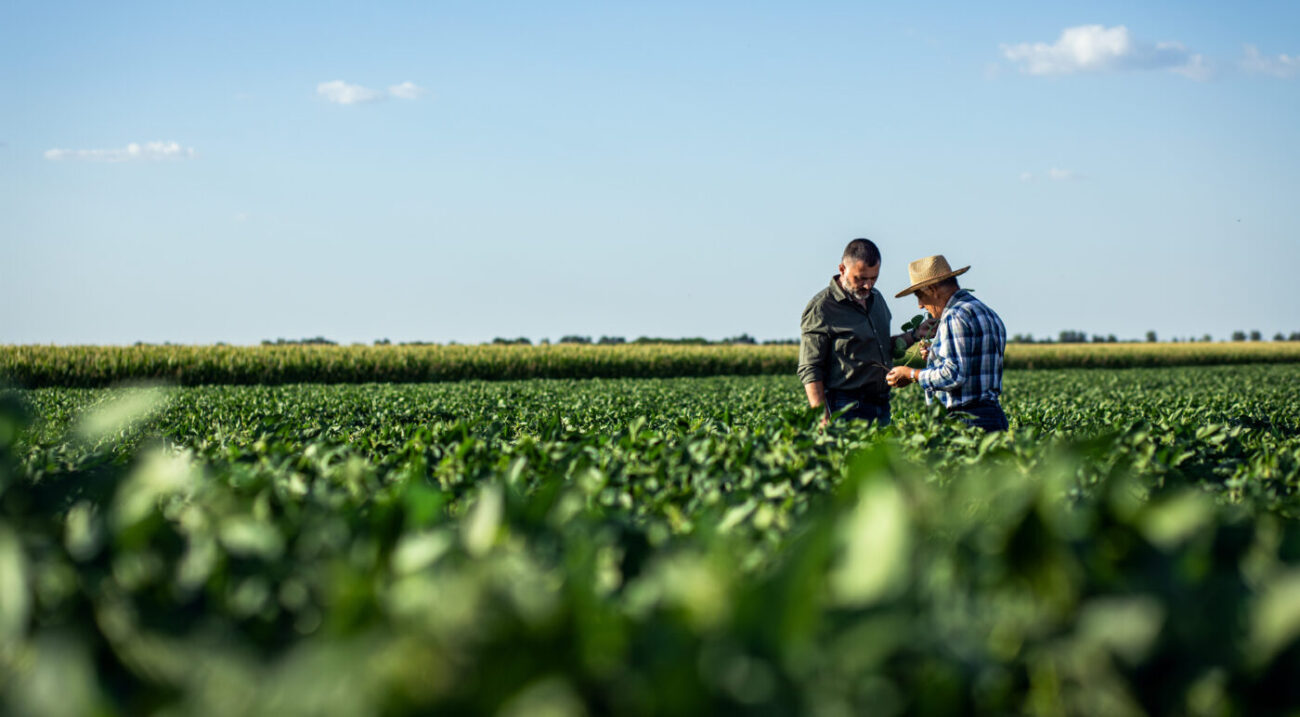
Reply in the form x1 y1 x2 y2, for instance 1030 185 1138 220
949 397 1001 412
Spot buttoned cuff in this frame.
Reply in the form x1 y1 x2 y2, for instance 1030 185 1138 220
915 368 932 389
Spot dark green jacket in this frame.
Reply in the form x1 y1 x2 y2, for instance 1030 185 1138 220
798 276 894 401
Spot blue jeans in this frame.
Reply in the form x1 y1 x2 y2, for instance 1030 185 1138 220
949 399 1008 432
826 390 891 427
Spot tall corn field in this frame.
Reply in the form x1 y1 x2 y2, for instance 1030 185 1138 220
2 342 1299 387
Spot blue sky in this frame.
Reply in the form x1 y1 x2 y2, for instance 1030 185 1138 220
3 1 1298 344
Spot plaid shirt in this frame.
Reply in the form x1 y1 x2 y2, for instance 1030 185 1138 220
917 289 1006 409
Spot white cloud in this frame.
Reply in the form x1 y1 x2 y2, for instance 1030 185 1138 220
317 80 385 105
1171 52 1213 81
317 80 427 104
43 141 196 162
388 81 426 99
1019 171 1034 182
1002 25 1207 79
233 212 249 223
1241 45 1299 78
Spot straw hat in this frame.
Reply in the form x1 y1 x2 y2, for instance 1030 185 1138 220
895 255 970 298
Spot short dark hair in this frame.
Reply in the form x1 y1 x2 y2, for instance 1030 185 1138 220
842 238 881 267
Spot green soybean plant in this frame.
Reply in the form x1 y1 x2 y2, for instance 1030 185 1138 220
892 314 935 366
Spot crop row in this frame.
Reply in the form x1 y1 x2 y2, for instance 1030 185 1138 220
5 341 1300 387
3 365 1300 714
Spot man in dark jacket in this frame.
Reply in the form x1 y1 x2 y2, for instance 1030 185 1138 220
799 238 933 426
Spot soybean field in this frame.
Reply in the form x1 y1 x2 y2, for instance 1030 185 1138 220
3 364 1300 715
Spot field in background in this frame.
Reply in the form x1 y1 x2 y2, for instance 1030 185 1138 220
4 341 1300 387
3 364 1300 714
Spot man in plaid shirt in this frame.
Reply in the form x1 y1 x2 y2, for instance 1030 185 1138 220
886 255 1008 431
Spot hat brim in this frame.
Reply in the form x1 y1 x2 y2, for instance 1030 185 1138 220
895 266 970 298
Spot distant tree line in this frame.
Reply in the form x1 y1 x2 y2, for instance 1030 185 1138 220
1010 331 1129 344
539 333 789 346
248 331 1300 347
260 336 337 346
1008 330 1300 344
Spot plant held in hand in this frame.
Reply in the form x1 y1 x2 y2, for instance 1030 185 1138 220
892 314 936 365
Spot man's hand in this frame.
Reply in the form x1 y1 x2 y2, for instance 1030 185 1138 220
919 343 930 362
886 366 917 388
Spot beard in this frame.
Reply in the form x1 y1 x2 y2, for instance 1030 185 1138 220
840 279 871 301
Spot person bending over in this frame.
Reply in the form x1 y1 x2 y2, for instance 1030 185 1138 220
886 254 1008 432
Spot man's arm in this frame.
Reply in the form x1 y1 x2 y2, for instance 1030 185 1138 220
798 303 833 422
916 315 968 393
797 304 829 398
804 381 831 425
804 381 828 409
